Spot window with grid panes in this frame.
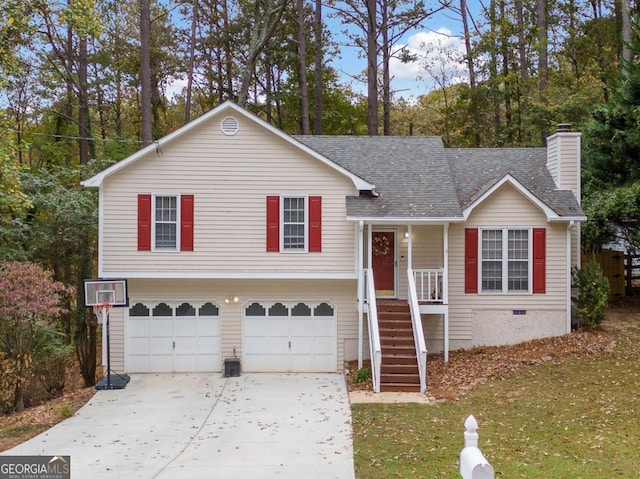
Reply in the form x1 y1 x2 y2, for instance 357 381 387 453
481 228 530 293
155 195 177 249
282 197 305 251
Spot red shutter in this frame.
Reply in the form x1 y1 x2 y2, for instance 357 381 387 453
138 194 152 251
266 196 280 252
533 228 546 294
465 228 478 293
180 195 194 251
308 196 322 252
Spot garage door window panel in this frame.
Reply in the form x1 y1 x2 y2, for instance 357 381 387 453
199 302 219 316
314 303 334 316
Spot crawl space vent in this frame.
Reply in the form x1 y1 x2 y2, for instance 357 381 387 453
221 116 239 136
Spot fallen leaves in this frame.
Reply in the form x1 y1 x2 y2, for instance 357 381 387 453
427 326 615 400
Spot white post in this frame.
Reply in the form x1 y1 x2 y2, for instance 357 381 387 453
460 415 494 479
358 221 364 368
443 223 449 362
407 224 413 270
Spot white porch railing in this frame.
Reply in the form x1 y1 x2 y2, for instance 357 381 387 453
413 269 446 303
407 269 428 393
364 269 382 393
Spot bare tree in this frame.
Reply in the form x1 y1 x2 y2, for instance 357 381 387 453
185 0 199 123
366 0 378 134
313 0 323 134
140 0 153 145
297 0 311 134
536 0 548 140
237 0 289 107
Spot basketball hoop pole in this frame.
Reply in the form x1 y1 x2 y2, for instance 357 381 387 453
103 305 112 389
93 303 129 390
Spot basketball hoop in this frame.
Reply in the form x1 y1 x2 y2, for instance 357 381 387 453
92 303 113 323
84 278 130 390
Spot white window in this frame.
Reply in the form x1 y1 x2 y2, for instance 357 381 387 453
282 196 306 251
154 195 178 250
481 228 530 293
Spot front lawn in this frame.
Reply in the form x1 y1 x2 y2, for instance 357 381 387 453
352 304 640 478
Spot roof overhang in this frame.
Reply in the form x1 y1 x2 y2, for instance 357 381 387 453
346 216 465 223
82 101 375 192
462 174 581 222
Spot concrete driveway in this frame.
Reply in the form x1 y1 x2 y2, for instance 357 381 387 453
3 373 355 479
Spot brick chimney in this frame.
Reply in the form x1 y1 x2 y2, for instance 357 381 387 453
546 123 582 203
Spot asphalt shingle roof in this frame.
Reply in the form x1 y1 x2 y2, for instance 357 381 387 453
447 148 585 218
293 136 584 220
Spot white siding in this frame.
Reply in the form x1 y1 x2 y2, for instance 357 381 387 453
107 278 357 373
100 114 357 275
448 183 569 348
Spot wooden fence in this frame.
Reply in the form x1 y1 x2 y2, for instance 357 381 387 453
581 249 640 301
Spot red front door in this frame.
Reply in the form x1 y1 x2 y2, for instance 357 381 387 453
372 230 396 297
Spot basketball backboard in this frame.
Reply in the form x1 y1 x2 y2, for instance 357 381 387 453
83 279 128 307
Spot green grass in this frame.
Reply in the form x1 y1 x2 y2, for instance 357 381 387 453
0 424 45 439
353 316 640 478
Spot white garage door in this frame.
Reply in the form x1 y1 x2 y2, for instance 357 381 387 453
243 301 337 372
126 301 221 373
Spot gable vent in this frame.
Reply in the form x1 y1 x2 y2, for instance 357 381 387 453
221 116 239 136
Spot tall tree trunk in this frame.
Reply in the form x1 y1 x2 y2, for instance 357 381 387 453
515 0 528 144
78 36 92 164
489 0 500 140
64 24 74 165
185 0 199 123
500 0 512 144
366 0 378 135
266 62 273 123
460 0 479 146
140 0 153 145
621 0 631 77
14 368 25 413
238 0 287 107
313 0 323 134
297 0 310 134
75 245 97 387
222 0 234 100
536 0 548 142
381 0 391 135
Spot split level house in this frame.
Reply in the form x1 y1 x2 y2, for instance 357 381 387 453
82 101 586 393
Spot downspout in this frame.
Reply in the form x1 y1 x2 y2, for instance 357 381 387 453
357 221 364 368
566 221 574 333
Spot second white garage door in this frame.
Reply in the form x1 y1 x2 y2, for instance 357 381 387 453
126 300 221 373
242 300 337 372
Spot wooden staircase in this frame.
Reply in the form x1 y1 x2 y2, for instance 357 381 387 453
377 301 421 392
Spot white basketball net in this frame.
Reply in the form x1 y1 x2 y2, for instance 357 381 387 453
92 303 113 323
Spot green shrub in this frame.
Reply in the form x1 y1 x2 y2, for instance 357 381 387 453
352 367 372 384
572 261 610 329
57 403 74 418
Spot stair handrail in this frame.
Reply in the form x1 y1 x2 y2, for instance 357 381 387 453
413 268 445 303
365 269 382 393
407 268 428 393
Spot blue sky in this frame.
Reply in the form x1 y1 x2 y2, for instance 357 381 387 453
328 6 473 99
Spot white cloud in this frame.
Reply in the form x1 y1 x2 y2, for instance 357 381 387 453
389 27 469 87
